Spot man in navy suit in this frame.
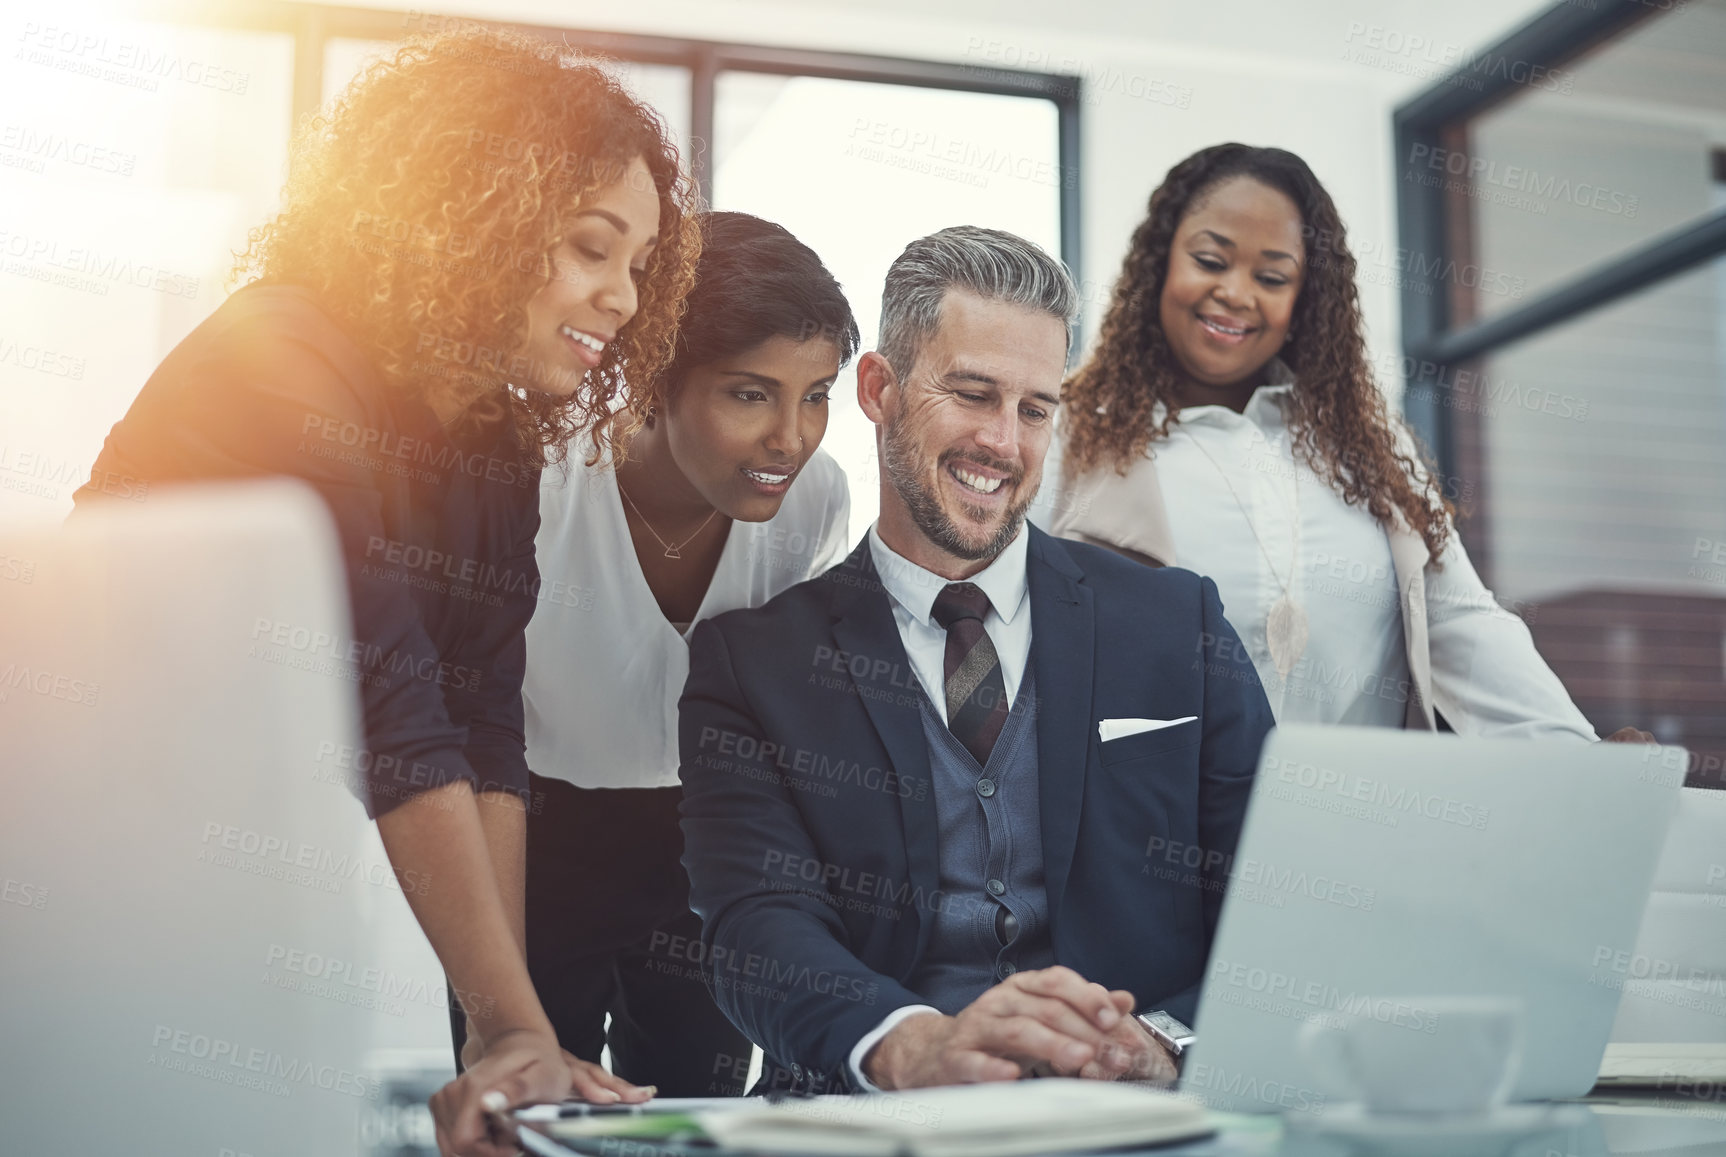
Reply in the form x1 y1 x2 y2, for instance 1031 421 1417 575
678 226 1274 1093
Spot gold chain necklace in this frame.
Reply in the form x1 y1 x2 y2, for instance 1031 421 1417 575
617 480 719 560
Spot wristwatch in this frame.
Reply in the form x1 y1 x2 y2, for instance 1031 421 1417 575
1134 1009 1196 1056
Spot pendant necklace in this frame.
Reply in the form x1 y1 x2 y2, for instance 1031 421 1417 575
617 480 719 560
1187 431 1309 679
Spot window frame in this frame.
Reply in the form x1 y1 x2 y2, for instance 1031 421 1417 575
132 0 1084 289
1392 0 1726 480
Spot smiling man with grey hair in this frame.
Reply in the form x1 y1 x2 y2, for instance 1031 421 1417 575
677 226 1274 1093
877 224 1080 380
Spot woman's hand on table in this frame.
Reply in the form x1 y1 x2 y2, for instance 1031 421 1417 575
564 1049 655 1105
430 1028 571 1157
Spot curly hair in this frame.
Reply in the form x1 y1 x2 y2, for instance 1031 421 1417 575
1062 143 1453 563
233 27 700 467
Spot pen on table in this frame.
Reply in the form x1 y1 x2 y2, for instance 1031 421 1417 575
481 1090 519 1147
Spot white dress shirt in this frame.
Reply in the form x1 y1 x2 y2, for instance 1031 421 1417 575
846 523 1033 1087
524 443 850 789
1138 379 1595 738
866 524 1032 724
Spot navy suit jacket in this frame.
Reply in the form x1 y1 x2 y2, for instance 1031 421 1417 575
677 525 1274 1091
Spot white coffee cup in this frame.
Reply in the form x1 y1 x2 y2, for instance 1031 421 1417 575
1297 996 1524 1116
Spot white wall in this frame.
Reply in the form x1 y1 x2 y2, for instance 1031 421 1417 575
400 0 1559 372
0 0 1563 526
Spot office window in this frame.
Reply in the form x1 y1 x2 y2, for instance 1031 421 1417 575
1455 0 1726 323
713 73 1063 542
610 62 693 163
1476 257 1726 746
1396 0 1726 774
9 7 1077 536
322 41 692 163
323 37 394 105
0 12 294 520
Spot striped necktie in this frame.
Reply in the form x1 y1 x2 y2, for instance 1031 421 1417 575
931 582 1010 766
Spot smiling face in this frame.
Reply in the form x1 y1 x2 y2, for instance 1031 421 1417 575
518 155 662 397
860 288 1066 574
1158 175 1306 399
657 334 841 522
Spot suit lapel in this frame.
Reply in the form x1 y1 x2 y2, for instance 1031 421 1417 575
1026 527 1095 919
825 541 940 960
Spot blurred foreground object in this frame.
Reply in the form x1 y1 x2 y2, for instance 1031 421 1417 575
0 481 450 1156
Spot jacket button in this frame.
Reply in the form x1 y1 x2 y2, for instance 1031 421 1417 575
987 878 1006 896
976 778 996 798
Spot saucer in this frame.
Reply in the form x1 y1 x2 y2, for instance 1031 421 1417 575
1287 1103 1579 1157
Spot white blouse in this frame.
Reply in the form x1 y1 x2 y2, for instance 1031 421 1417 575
1040 381 1597 739
524 444 851 789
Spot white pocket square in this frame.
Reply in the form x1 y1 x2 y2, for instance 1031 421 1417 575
1098 716 1197 742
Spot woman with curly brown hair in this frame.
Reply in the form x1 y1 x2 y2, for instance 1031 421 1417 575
1053 143 1643 741
73 28 698 1154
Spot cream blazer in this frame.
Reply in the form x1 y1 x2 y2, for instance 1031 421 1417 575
1052 452 1438 730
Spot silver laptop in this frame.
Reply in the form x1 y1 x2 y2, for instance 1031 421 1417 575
1181 725 1683 1113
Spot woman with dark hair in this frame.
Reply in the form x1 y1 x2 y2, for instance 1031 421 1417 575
522 210 859 1094
1053 143 1647 740
73 28 700 1153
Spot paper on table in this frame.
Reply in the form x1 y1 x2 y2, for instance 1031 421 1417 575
696 1079 1213 1157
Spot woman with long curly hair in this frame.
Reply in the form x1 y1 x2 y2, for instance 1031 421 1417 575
1053 143 1645 741
73 28 698 1154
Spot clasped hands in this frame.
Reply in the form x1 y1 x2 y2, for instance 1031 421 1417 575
863 965 1178 1090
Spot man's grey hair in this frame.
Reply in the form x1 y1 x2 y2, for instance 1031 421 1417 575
877 226 1079 379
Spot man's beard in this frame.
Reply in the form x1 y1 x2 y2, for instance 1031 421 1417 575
880 414 1032 562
